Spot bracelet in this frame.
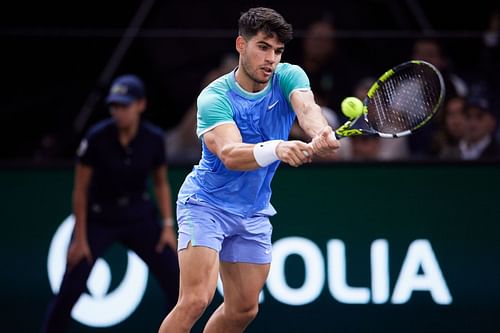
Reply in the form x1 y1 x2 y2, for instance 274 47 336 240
253 140 283 167
164 217 175 227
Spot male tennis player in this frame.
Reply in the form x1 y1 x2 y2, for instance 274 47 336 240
158 7 339 333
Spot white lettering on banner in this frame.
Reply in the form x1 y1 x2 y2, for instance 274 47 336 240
327 240 370 303
391 240 453 304
264 237 452 305
47 220 452 327
371 239 390 304
267 237 325 305
47 215 149 327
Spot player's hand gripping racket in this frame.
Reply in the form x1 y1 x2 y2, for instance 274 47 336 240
335 60 445 139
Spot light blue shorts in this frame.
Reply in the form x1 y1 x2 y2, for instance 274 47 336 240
176 199 273 264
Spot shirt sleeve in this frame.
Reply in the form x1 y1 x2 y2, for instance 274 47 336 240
276 63 311 102
196 90 234 138
76 134 96 166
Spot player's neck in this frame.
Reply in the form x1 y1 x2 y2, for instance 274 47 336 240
234 67 268 93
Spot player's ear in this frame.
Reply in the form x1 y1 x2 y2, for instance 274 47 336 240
235 36 246 53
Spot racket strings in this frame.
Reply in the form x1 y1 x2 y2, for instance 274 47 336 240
368 64 442 134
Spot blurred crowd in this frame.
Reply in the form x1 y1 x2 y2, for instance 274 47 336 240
22 9 500 164
166 10 500 164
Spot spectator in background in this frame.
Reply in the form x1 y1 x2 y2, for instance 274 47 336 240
289 17 357 161
165 54 238 165
459 96 500 160
479 8 500 130
482 8 500 63
412 38 468 100
409 38 469 158
298 16 356 110
41 75 179 332
349 136 381 161
429 96 467 160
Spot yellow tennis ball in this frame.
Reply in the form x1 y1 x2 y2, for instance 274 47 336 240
341 97 364 119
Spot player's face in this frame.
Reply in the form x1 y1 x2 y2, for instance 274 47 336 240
238 32 285 87
109 100 145 129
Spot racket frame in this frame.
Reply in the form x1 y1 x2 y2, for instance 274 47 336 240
335 60 445 139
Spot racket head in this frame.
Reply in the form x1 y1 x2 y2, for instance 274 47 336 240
362 60 445 138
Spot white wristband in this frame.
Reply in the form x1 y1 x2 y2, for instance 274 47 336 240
253 140 283 167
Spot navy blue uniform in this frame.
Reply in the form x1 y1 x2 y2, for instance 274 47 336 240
42 119 179 332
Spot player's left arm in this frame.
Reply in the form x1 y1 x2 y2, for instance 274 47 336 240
290 90 340 156
291 90 328 137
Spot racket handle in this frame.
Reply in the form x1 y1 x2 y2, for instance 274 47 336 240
304 130 338 154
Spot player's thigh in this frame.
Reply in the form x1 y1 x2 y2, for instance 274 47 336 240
178 244 220 301
176 202 224 253
219 261 270 309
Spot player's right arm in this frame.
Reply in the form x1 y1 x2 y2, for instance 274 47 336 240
198 86 313 170
203 123 313 170
67 163 93 269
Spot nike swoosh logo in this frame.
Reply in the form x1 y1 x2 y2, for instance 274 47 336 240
268 100 279 110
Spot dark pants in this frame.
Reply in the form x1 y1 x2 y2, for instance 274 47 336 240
41 218 179 333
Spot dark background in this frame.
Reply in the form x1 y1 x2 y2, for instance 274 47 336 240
1 0 498 161
2 3 499 332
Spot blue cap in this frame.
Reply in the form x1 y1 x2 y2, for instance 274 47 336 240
106 74 145 105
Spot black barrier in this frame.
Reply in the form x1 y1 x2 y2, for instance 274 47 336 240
1 164 499 332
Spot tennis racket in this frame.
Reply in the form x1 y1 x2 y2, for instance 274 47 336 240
335 60 445 139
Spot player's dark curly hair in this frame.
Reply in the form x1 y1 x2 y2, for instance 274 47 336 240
238 7 293 44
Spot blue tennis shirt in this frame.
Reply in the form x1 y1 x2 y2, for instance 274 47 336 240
177 63 311 218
